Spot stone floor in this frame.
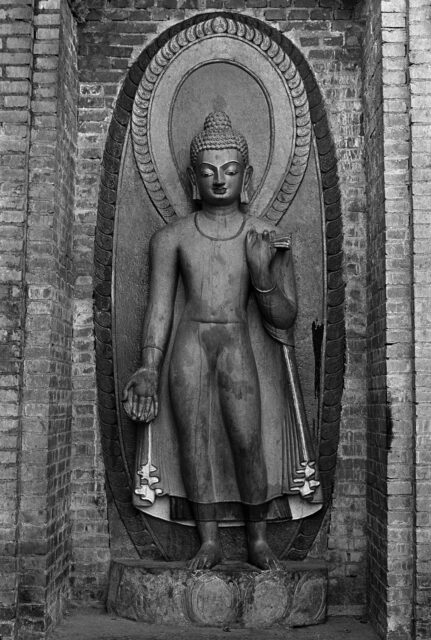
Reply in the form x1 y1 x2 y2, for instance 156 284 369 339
52 607 379 640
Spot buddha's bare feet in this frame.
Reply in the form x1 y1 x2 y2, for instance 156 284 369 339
248 539 281 571
246 519 280 570
188 541 222 571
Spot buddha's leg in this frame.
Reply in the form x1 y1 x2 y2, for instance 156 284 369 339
169 320 215 501
217 327 280 570
216 326 266 504
169 321 222 570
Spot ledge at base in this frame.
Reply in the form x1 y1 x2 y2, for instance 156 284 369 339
107 559 328 629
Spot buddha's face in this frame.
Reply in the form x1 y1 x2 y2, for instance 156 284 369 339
189 148 252 207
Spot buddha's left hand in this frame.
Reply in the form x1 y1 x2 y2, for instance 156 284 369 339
245 229 276 290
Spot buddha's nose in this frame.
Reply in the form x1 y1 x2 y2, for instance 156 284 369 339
213 168 225 185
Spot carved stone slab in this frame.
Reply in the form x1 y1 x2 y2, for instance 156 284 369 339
95 11 345 564
107 560 327 628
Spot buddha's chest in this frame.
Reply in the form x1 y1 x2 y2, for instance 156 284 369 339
177 230 249 293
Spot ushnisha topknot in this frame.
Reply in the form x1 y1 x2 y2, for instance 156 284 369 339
190 112 249 167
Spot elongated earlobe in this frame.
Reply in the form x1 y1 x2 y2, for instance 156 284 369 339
240 187 249 205
240 165 253 205
187 166 201 201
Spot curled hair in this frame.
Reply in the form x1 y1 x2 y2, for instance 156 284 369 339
190 112 249 166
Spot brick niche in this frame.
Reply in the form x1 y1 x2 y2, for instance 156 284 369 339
0 1 429 639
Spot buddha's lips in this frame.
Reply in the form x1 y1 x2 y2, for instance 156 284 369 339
212 187 227 194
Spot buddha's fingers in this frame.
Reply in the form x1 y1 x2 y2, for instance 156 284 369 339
137 396 146 421
122 390 134 420
142 397 152 422
132 391 140 420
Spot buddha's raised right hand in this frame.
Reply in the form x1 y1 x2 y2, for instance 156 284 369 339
122 366 159 423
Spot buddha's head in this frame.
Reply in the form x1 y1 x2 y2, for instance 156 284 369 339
188 112 253 207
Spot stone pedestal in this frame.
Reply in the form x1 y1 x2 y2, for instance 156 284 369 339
107 559 327 629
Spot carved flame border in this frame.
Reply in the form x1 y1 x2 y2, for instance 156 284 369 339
130 15 312 224
95 12 345 562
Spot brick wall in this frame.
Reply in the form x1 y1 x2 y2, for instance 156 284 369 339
75 0 368 613
69 3 112 604
70 100 110 599
0 1 80 637
380 2 415 636
2 1 429 638
17 0 79 636
0 2 34 638
362 0 416 638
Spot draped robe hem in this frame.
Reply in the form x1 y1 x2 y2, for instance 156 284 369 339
133 273 323 525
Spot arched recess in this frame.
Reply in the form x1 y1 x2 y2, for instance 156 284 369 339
94 12 344 562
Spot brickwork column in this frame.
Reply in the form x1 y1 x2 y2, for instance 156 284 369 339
0 0 80 638
363 0 415 638
381 1 415 637
0 2 35 638
408 2 431 637
70 35 112 602
15 1 79 636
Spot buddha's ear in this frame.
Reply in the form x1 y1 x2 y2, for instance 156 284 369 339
240 165 253 205
187 166 201 201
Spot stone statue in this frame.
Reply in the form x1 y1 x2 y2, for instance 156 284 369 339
122 112 321 570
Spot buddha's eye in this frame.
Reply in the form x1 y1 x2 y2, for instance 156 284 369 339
201 170 214 177
224 165 239 176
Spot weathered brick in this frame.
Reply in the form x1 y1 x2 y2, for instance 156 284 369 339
33 41 60 55
3 95 28 108
35 28 60 40
382 0 406 10
1 53 32 65
5 37 32 50
381 11 406 27
0 110 28 123
34 13 61 26
0 80 29 94
0 23 32 36
0 5 32 19
382 27 407 43
5 66 31 79
264 7 286 19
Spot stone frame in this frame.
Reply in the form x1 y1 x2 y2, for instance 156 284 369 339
94 11 344 561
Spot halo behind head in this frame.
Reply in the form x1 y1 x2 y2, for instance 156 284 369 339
190 112 249 166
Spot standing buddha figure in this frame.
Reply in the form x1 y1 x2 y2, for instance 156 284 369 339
122 112 320 570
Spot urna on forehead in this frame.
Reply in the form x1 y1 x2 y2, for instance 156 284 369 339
190 111 249 167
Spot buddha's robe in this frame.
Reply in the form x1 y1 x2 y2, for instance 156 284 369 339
133 214 322 524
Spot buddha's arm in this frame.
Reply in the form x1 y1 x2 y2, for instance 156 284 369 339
122 228 178 422
246 228 296 331
253 249 297 331
140 229 178 370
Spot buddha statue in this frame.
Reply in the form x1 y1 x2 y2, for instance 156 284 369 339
122 112 321 570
